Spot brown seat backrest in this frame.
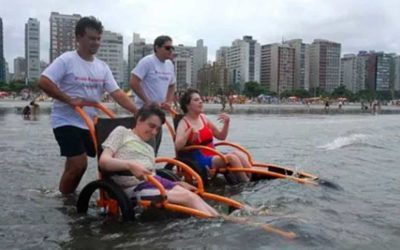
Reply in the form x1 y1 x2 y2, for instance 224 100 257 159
95 116 136 158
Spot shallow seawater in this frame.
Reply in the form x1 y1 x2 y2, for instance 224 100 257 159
1 112 400 249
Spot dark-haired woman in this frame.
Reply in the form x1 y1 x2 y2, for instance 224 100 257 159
175 89 251 183
99 104 218 217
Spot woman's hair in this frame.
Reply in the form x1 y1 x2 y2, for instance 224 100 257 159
179 89 200 113
136 103 166 124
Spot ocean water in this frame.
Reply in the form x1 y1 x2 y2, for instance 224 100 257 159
0 112 399 249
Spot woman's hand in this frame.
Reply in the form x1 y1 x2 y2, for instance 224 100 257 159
127 161 152 179
217 113 230 125
190 127 200 142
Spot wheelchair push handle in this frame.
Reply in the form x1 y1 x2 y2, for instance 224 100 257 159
74 102 116 154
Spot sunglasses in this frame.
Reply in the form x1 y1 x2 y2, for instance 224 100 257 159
163 45 175 51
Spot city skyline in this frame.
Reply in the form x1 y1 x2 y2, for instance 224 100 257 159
1 0 400 72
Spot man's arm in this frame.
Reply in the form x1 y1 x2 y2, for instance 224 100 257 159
165 84 176 104
38 75 75 106
160 83 176 112
130 74 150 105
109 89 138 114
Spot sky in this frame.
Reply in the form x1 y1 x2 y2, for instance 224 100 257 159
1 0 400 72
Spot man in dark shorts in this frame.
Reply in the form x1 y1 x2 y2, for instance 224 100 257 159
38 16 138 194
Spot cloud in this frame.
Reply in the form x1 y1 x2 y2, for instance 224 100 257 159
1 0 399 72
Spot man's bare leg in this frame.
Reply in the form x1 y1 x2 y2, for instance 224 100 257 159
59 153 87 194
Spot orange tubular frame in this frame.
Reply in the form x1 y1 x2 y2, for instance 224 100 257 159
180 141 319 184
155 157 244 210
75 105 296 239
75 102 116 154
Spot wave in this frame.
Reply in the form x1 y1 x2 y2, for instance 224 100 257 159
319 134 368 150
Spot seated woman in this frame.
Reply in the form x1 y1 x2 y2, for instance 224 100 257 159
175 89 251 182
99 104 218 217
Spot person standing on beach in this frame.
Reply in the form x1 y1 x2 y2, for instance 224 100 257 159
130 35 176 155
38 16 138 194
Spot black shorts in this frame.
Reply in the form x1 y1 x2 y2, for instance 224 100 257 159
53 126 96 157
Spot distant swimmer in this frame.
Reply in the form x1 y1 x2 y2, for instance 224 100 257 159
22 105 31 118
324 100 330 113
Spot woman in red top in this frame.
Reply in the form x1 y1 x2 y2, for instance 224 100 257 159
175 89 250 182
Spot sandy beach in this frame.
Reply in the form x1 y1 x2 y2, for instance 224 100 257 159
2 99 400 115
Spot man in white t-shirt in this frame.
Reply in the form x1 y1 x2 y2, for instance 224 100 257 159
38 17 138 195
130 35 176 155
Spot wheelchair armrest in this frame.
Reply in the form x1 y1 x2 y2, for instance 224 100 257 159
213 141 254 164
155 157 206 194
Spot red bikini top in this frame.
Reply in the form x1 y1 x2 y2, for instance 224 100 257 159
183 114 215 156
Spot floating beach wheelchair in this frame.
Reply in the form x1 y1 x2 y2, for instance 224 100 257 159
73 103 299 239
74 103 244 220
163 111 319 186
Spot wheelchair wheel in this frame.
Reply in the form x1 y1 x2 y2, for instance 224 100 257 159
77 179 135 221
165 157 208 186
223 172 242 185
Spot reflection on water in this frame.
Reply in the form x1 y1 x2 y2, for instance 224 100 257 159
1 111 400 249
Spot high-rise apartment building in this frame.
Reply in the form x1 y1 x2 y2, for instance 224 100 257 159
375 52 392 91
175 43 206 87
226 36 260 90
340 54 357 92
49 12 81 62
216 46 229 67
242 36 260 83
394 55 400 91
0 17 5 83
25 18 40 81
174 57 192 90
198 62 228 95
40 61 48 73
97 30 124 84
260 43 295 94
309 39 341 92
284 39 310 90
13 57 26 81
192 39 208 87
128 33 153 73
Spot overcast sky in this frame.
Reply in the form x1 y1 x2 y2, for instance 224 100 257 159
1 0 399 72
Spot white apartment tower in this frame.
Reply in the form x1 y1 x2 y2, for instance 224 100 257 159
340 54 367 93
25 18 40 81
174 45 194 89
284 39 310 90
226 36 260 90
340 54 357 92
49 12 81 62
97 30 124 84
309 39 341 92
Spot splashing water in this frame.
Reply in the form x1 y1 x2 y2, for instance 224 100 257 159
319 133 368 150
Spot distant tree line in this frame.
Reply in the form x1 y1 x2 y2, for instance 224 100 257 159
239 81 400 102
0 80 40 93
